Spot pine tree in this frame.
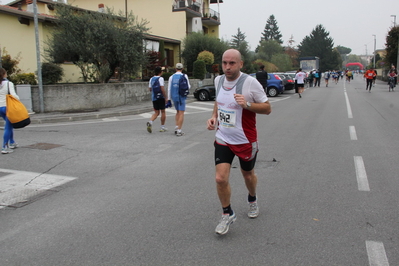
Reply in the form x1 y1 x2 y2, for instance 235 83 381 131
230 28 246 48
230 28 252 72
298 24 340 71
260 15 283 44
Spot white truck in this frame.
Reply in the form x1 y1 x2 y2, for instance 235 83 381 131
299 57 320 72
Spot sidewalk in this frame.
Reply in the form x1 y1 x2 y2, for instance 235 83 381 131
1 97 197 126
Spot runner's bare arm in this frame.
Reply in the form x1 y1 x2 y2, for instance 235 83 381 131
234 94 271 115
207 101 219 130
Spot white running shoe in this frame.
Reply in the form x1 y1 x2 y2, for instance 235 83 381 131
215 212 236 235
9 142 18 149
248 201 259 218
146 122 152 133
1 147 13 154
176 131 185 137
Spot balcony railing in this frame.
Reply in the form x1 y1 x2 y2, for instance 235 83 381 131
172 1 201 14
203 7 219 22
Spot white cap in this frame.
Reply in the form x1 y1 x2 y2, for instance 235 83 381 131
176 63 183 69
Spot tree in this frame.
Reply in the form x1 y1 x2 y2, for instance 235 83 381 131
257 40 284 62
1 48 21 79
285 35 299 69
230 28 247 48
181 32 229 73
143 51 163 80
346 54 367 68
298 25 341 71
158 40 166 67
385 26 399 67
198 50 214 74
253 59 278 73
230 28 252 73
271 54 292 72
260 15 283 44
46 4 149 83
336 45 352 55
197 51 214 65
193 60 206 80
41 62 64 84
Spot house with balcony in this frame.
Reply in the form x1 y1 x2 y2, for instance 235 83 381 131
69 0 222 71
0 0 222 82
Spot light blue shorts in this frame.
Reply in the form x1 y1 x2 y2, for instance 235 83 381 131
173 97 186 111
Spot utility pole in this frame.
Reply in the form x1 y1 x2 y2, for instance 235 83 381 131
33 0 44 112
372 35 376 69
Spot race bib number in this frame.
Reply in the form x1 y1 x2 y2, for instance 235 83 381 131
218 108 236 128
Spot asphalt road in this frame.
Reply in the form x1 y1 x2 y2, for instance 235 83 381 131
0 75 398 265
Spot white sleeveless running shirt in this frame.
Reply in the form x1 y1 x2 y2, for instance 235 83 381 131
214 73 268 145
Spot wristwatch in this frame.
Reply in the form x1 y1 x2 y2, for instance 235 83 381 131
246 101 251 109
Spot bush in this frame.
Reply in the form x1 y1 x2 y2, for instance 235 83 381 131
193 60 206 80
1 48 21 77
11 73 37 85
197 51 214 65
41 62 64 84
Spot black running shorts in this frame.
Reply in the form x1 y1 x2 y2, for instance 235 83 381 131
214 141 257 172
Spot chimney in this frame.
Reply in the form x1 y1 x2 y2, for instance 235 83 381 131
98 3 105 13
26 0 33 12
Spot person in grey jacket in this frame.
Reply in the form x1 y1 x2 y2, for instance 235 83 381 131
0 68 19 154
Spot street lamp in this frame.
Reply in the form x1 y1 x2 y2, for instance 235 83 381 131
372 34 376 69
391 15 396 27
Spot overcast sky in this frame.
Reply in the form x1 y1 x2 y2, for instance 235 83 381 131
2 0 398 55
217 0 399 55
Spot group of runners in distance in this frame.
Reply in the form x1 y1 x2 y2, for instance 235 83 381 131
292 65 398 98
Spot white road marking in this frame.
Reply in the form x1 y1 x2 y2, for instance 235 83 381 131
350 126 358 140
194 101 215 106
270 96 290 102
0 168 77 209
354 156 370 191
366 241 389 266
178 142 200 152
139 113 153 119
344 91 353 118
102 117 120 122
186 105 214 111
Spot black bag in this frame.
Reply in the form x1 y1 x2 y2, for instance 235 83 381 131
152 77 163 99
178 75 189 97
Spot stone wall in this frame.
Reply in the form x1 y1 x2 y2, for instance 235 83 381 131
30 79 213 113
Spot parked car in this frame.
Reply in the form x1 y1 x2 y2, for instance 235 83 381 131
250 73 284 97
272 73 295 91
284 73 296 80
193 84 216 101
193 73 284 101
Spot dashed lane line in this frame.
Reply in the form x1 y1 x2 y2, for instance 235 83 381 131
350 126 358 140
346 85 390 264
344 91 353 119
354 156 370 192
366 241 390 266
